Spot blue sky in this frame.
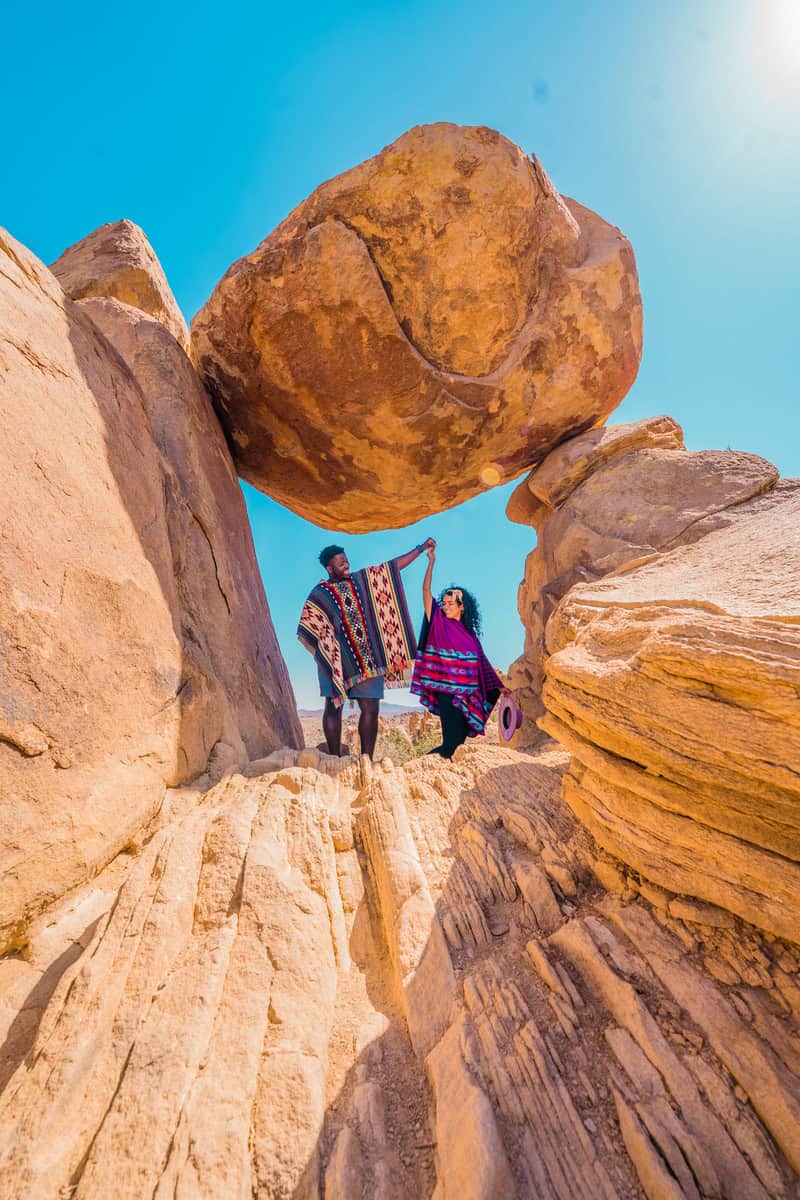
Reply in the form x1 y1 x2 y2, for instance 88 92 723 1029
4 0 798 708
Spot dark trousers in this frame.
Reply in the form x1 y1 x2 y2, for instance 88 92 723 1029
430 693 469 758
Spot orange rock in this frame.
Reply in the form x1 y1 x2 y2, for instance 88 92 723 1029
506 414 685 522
508 416 779 744
81 294 301 766
192 123 642 531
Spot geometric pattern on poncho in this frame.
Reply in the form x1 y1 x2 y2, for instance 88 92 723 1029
298 558 417 704
410 603 502 735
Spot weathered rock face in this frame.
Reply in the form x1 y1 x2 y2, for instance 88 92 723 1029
507 416 780 739
2 743 798 1198
541 486 800 942
506 413 686 522
80 294 299 765
51 218 190 351
192 123 642 532
0 227 300 954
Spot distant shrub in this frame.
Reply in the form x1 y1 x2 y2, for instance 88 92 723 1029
378 727 415 765
412 727 442 757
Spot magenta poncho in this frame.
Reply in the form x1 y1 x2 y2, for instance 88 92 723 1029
410 604 503 735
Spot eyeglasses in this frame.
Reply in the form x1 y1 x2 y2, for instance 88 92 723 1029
443 589 463 603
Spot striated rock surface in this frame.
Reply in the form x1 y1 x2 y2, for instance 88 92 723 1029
2 742 798 1198
51 218 190 350
0 227 300 954
541 487 800 942
507 416 780 739
192 123 642 531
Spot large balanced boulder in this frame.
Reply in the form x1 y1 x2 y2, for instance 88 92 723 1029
507 416 779 738
192 123 643 531
540 483 800 941
0 226 300 953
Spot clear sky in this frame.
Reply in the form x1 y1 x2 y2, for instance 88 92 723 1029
4 1 798 709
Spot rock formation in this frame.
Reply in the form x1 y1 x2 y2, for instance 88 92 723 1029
2 144 799 1200
51 218 190 351
0 226 300 955
506 416 781 738
191 123 643 532
78 293 298 764
1 743 798 1198
540 485 800 942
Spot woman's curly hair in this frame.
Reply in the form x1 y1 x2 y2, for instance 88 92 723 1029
439 585 482 639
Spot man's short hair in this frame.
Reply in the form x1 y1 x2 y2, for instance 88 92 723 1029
319 544 345 569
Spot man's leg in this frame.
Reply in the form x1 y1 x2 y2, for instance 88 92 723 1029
357 698 380 759
322 698 343 756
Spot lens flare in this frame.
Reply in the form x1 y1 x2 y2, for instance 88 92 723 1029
765 0 800 84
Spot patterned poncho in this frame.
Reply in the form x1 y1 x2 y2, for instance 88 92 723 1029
297 559 417 706
410 603 503 735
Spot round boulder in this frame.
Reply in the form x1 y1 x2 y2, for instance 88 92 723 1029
192 123 643 531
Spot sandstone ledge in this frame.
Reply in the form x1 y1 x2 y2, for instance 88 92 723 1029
541 489 800 942
507 412 781 744
2 744 797 1198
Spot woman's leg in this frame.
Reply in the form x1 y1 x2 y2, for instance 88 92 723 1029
437 693 469 758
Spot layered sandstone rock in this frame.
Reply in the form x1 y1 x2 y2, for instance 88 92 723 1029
192 123 642 531
541 486 800 942
2 743 797 1198
507 416 780 738
0 227 300 954
51 218 190 351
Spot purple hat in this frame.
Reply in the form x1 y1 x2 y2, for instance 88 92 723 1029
498 692 523 741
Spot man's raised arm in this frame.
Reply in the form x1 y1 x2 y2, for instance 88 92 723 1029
394 537 436 570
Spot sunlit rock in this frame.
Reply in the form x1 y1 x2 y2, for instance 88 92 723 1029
0 227 300 953
192 123 642 531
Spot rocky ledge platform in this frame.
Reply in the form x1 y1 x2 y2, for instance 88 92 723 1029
1 742 797 1199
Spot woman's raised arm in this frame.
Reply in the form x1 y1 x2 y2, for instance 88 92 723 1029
422 544 435 619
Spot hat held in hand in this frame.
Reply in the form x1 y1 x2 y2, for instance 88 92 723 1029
498 692 523 741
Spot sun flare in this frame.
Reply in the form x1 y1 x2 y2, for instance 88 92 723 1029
766 0 800 80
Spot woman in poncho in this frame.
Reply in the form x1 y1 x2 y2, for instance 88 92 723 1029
410 543 504 758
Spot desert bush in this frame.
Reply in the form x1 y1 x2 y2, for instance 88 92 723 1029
377 726 415 765
412 727 442 757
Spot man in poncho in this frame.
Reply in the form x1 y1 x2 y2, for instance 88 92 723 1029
297 539 434 758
